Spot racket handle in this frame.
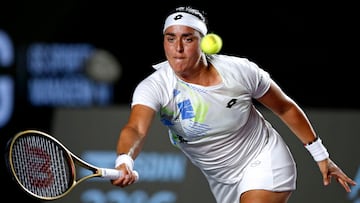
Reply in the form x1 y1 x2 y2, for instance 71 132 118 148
100 168 139 181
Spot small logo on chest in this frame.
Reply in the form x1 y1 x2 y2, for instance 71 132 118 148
226 99 237 108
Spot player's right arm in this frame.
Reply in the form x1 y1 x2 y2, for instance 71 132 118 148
111 104 156 187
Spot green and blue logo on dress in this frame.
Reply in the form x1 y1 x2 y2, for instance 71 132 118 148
160 82 211 143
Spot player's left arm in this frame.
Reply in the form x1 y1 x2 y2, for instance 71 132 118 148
257 80 357 192
257 81 316 144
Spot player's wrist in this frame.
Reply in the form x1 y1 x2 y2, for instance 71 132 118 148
304 137 329 162
115 153 134 171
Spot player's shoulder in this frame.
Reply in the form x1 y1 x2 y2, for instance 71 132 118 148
152 60 169 70
210 54 257 74
139 60 175 87
151 60 175 76
211 54 252 65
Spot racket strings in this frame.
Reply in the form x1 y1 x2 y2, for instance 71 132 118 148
11 134 72 198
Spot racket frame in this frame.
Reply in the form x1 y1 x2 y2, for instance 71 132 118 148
6 129 119 201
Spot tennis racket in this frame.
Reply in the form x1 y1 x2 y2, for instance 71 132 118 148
5 129 139 201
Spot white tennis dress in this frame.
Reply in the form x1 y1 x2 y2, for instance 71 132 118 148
132 54 297 203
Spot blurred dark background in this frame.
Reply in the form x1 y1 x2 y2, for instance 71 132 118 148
1 1 358 202
2 1 359 107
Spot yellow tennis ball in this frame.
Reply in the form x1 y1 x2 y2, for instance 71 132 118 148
200 33 223 54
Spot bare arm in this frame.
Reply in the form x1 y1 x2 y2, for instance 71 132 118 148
257 81 316 145
112 104 156 187
257 81 356 192
117 104 156 158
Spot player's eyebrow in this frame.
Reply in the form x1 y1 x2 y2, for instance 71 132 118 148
164 32 195 37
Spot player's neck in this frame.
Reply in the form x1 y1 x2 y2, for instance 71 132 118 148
179 63 222 87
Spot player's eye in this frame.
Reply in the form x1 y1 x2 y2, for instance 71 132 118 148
184 37 193 43
166 36 175 43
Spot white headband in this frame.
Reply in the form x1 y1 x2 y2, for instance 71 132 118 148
163 12 208 36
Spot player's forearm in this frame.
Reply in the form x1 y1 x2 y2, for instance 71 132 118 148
279 104 317 144
116 126 146 159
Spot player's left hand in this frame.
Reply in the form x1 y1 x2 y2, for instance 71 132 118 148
317 158 357 192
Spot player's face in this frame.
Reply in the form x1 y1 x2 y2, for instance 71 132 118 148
163 25 203 77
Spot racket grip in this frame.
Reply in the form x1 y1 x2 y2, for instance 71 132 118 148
100 168 139 181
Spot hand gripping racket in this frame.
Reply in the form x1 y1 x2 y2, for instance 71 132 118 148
5 129 139 201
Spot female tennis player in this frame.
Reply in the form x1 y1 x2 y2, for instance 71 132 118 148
111 6 357 203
